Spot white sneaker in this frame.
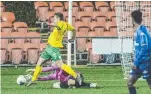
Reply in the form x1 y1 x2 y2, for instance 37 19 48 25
90 83 97 88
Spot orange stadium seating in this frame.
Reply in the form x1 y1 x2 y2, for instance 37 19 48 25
34 1 48 21
110 1 116 11
76 31 87 52
0 1 5 12
92 11 107 22
10 32 26 46
1 1 122 65
62 12 76 24
49 2 64 12
64 2 79 16
107 11 116 23
13 22 28 34
105 21 117 32
46 11 55 23
1 22 13 36
7 43 23 64
0 48 7 64
77 12 92 23
103 30 118 37
75 21 90 36
23 43 39 64
79 2 94 12
1 12 15 23
26 32 41 45
90 22 105 36
40 43 47 52
1 32 9 49
95 2 109 15
1 32 9 64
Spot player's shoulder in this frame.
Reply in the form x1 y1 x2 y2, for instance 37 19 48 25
140 25 150 32
57 21 67 25
57 21 69 28
137 25 148 35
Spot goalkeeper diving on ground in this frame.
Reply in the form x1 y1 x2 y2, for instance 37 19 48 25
26 64 97 89
26 12 83 86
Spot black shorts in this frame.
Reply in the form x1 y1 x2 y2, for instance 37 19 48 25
130 63 151 79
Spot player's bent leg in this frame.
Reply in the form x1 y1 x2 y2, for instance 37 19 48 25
32 57 46 81
55 60 83 85
55 60 77 78
49 45 82 85
127 74 140 94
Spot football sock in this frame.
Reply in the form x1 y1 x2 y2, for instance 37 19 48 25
129 86 137 94
81 82 90 87
61 63 77 78
32 65 42 81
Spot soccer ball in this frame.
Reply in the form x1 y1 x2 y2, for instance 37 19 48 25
17 75 26 85
17 74 32 85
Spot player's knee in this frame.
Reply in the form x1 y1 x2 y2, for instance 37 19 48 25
55 60 62 68
37 57 46 65
127 81 134 87
55 60 64 68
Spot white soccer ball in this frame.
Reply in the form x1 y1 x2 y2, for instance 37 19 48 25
17 74 32 85
17 75 26 85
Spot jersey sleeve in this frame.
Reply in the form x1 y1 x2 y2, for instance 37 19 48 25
66 23 75 31
134 32 148 66
57 21 75 31
57 21 64 30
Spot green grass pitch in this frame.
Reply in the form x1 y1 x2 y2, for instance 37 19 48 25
1 66 151 94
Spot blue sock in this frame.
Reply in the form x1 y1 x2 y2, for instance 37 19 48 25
129 87 137 94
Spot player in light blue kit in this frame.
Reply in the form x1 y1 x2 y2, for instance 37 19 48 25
127 10 151 94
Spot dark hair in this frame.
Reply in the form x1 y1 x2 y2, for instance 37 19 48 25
131 10 142 24
54 12 64 21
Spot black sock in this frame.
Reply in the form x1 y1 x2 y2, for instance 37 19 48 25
128 87 137 94
81 82 90 87
75 81 90 88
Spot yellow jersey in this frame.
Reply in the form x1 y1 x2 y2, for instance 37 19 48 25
47 21 75 48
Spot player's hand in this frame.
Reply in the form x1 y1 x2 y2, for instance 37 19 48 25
68 39 74 43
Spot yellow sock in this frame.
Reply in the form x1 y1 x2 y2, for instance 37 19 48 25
61 64 77 78
32 65 42 81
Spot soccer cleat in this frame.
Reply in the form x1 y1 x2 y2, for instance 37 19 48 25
90 83 97 88
25 80 35 87
76 73 82 85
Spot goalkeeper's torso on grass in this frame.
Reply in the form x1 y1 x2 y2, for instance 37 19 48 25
47 21 74 48
134 25 151 69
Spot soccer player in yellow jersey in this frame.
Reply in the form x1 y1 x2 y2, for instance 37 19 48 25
26 12 82 86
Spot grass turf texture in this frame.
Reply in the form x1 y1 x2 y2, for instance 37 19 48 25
1 66 151 94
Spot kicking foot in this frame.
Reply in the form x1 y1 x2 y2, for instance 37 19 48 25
25 80 35 87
